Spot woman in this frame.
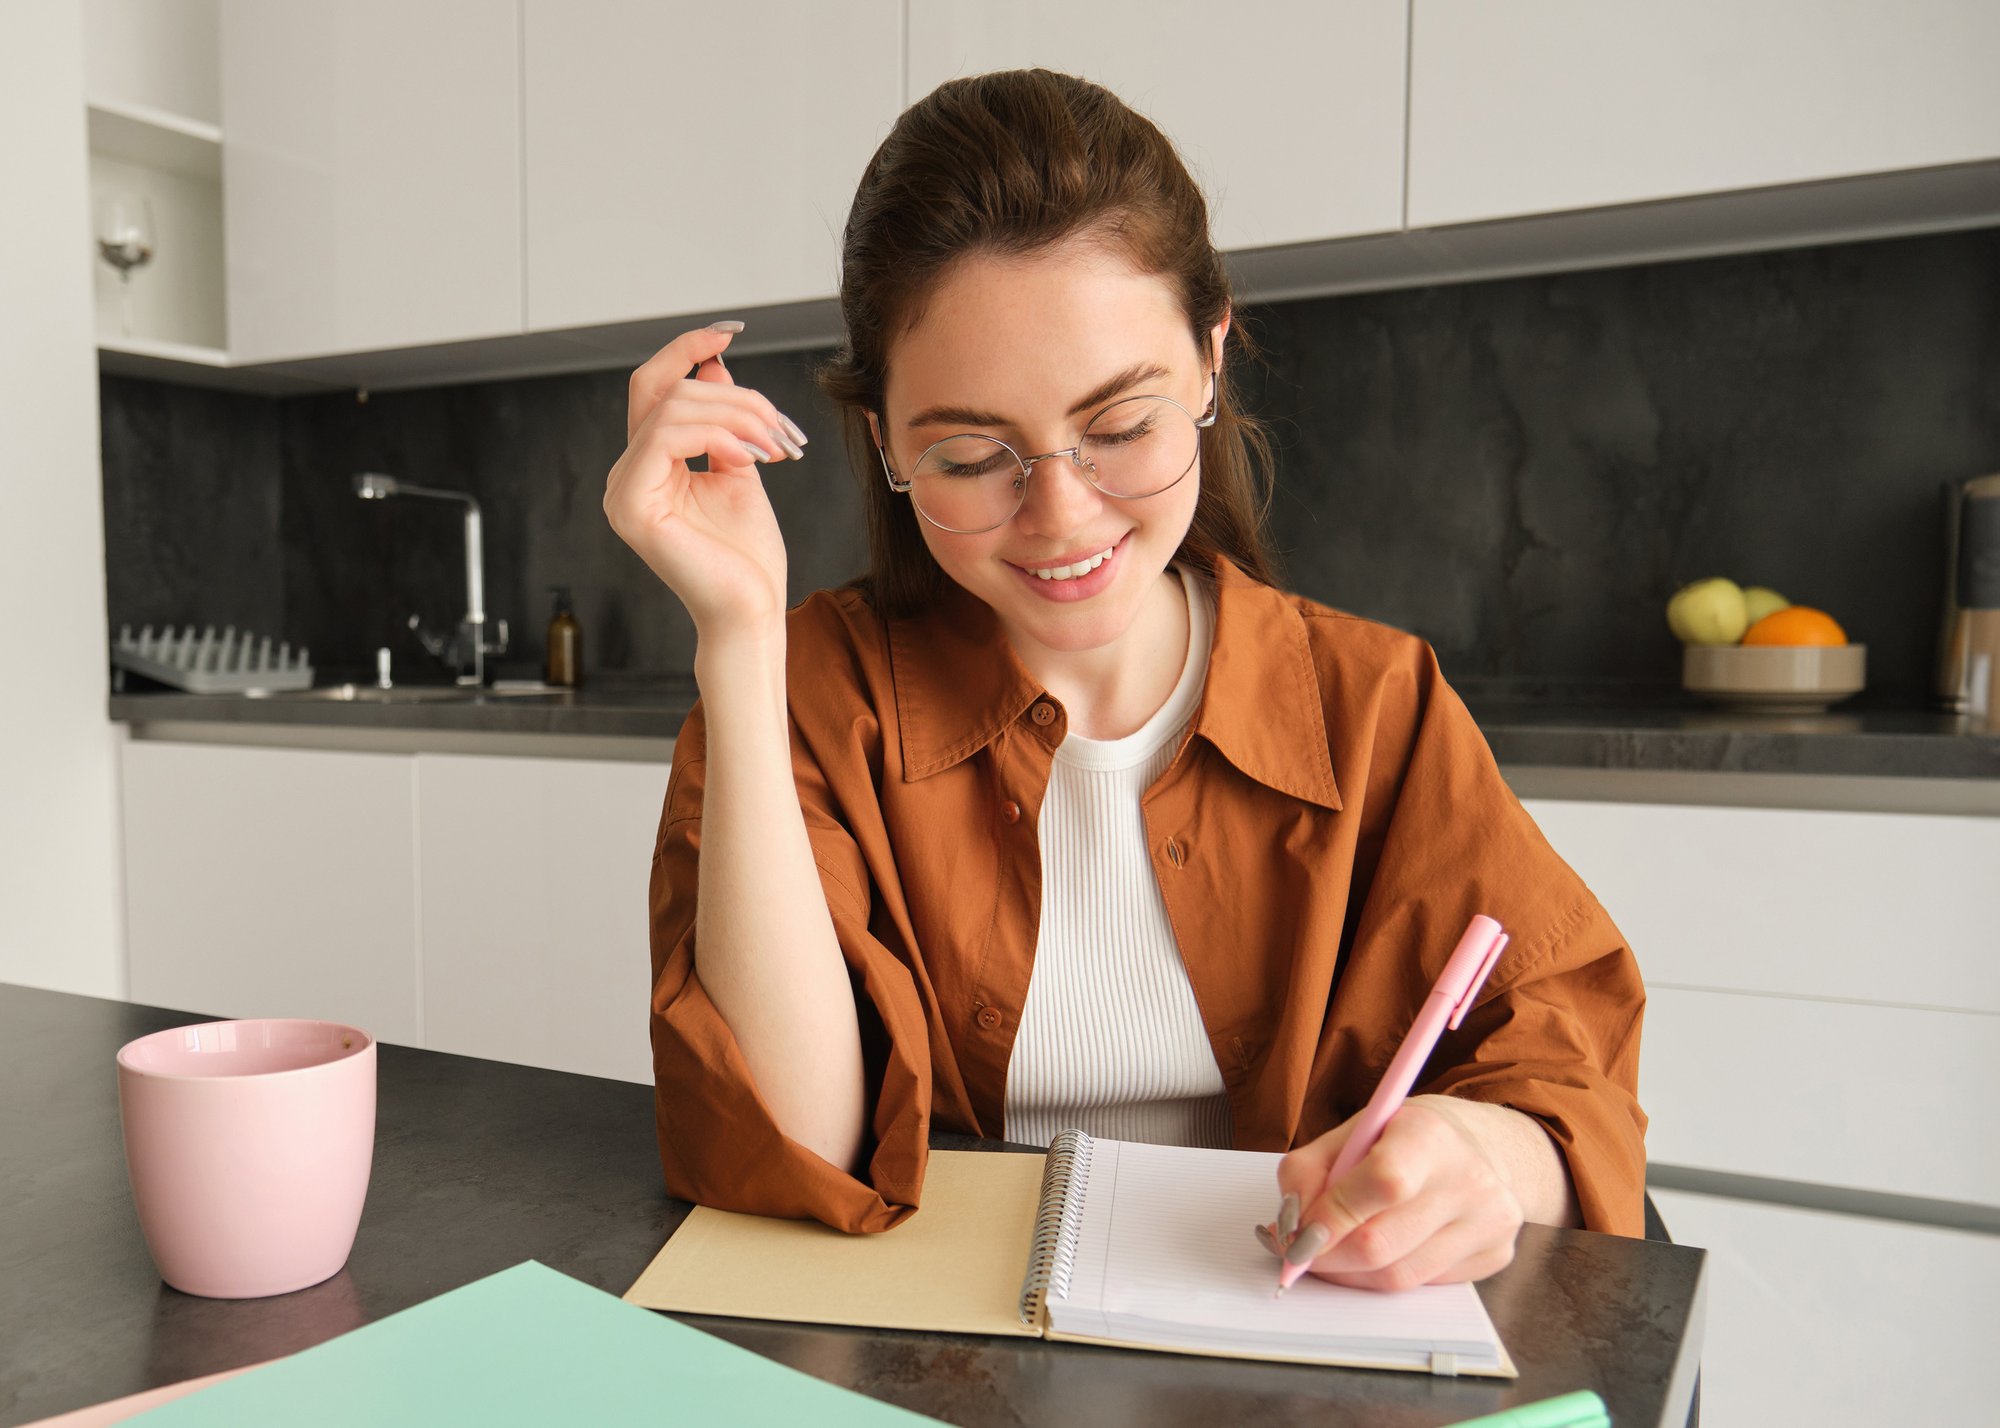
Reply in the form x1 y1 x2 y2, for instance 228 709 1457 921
605 70 1646 1292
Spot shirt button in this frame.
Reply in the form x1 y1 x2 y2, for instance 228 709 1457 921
1030 701 1056 726
999 800 1021 824
977 1006 1003 1030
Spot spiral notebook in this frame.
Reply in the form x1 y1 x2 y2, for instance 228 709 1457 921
626 1133 1515 1378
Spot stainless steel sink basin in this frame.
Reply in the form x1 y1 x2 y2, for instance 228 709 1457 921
248 683 568 703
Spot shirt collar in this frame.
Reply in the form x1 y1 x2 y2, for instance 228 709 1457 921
887 555 1342 812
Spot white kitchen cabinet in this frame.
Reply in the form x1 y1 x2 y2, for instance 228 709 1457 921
1520 800 2000 1013
1408 0 2000 229
907 1 1407 252
121 741 421 1045
521 0 902 332
1521 797 2000 1201
219 0 523 362
1641 988 1997 1204
416 753 668 1084
1650 1189 1998 1427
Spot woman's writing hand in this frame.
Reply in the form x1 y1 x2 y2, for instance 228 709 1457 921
603 324 811 642
1260 1096 1525 1291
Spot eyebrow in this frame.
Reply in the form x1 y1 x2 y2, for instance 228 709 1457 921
903 361 1174 431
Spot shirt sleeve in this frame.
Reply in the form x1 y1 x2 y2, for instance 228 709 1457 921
648 695 933 1234
1340 645 1650 1237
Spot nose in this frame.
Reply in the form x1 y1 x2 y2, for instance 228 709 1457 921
1014 450 1104 538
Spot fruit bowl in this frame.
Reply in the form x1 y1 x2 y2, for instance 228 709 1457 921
1682 644 1866 712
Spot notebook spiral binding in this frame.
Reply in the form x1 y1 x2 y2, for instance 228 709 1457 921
1016 1129 1096 1326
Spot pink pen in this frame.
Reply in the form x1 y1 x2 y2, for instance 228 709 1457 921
1277 914 1510 1294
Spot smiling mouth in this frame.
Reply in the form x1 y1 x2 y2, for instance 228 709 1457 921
1013 538 1123 582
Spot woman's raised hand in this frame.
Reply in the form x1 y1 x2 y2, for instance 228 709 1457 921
603 323 812 642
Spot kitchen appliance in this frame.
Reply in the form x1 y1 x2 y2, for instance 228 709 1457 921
1934 473 2000 727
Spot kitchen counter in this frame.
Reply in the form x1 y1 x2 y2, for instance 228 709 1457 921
0 984 1705 1428
109 681 2000 785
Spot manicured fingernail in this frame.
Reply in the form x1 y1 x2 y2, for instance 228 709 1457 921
1282 1222 1331 1268
737 439 774 463
707 320 745 333
769 426 805 460
1278 1193 1300 1241
778 412 809 446
1253 1223 1283 1259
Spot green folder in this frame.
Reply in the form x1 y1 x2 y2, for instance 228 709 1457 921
131 1260 941 1425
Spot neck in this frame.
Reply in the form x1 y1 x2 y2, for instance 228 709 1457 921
1004 567 1191 740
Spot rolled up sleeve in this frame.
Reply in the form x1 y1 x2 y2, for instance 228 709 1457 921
1344 648 1649 1237
648 700 933 1233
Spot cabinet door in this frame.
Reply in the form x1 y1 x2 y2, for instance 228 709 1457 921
122 742 421 1044
1409 0 2000 229
908 2 1407 251
522 1 901 332
220 0 523 361
416 753 669 1084
1649 1190 1999 1427
1518 800 2000 1013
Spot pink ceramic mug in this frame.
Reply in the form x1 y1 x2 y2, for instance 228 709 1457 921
116 1018 376 1298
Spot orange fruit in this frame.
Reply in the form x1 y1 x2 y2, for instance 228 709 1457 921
1741 606 1846 646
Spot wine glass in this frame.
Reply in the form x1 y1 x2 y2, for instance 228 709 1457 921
94 192 156 338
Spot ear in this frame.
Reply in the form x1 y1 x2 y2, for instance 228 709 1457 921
865 409 884 447
1208 308 1232 369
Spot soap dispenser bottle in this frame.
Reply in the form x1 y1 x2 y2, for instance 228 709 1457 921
545 585 583 687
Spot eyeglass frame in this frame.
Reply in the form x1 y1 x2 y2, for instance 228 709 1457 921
874 367 1220 535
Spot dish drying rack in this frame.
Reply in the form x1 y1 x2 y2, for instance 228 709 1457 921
112 625 314 694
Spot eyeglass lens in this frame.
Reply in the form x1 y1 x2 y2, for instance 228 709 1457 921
907 396 1201 533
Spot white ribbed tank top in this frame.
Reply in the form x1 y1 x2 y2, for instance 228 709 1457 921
1002 566 1232 1150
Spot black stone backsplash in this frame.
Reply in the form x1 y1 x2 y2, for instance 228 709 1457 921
99 227 2000 699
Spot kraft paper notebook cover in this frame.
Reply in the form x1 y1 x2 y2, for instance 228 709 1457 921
627 1133 1517 1378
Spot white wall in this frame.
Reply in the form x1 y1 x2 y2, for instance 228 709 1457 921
0 3 127 996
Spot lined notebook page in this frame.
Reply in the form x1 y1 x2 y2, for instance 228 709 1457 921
1047 1139 1506 1370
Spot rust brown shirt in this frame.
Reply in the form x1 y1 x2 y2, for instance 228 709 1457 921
648 557 1648 1236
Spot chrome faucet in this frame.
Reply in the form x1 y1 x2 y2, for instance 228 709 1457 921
353 473 509 686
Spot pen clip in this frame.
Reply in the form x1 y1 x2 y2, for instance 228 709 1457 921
1447 926 1508 1030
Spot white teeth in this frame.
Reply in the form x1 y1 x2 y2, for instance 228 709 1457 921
1030 547 1115 581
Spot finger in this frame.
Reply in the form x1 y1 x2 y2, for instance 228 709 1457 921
648 395 800 464
1310 1213 1516 1293
690 357 810 458
626 322 744 440
1290 1115 1447 1266
624 412 769 483
1303 1190 1458 1278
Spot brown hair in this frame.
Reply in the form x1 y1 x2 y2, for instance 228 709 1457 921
812 68 1280 617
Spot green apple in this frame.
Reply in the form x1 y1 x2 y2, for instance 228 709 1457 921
1666 577 1750 645
1743 586 1790 626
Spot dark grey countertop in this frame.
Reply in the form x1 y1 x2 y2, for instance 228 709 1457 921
0 985 1704 1428
108 677 2000 780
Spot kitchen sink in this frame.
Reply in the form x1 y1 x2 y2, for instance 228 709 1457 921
248 683 569 703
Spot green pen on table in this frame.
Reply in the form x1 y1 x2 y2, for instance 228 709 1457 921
1446 1388 1611 1428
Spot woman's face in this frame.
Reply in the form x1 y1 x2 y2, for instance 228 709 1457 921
872 245 1227 657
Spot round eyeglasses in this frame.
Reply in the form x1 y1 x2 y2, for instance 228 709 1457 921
877 373 1218 535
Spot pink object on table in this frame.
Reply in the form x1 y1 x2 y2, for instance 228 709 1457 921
116 1018 376 1299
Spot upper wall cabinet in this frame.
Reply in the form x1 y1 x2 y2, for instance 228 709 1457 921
907 2 1408 252
1407 0 2000 229
522 1 902 333
220 0 524 362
